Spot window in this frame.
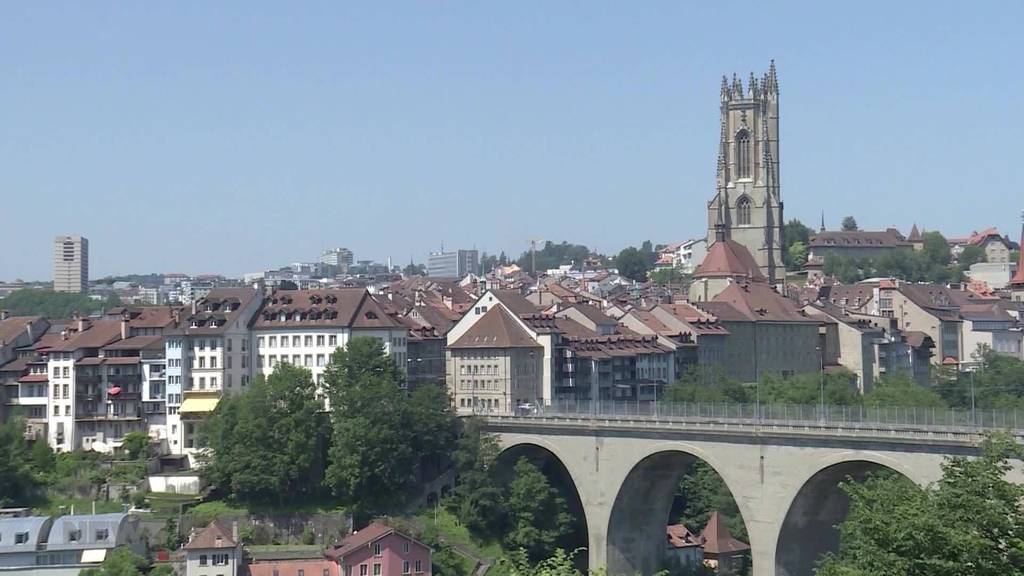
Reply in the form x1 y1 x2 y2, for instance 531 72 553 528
298 570 304 576
304 336 313 347
65 405 70 416
199 339 206 350
227 338 233 352
373 564 381 576
329 335 337 347
211 377 218 388
15 531 29 545
304 355 313 367
736 128 751 179
62 367 69 378
269 336 277 348
211 357 218 369
316 354 325 367
736 196 752 226
68 529 81 542
62 384 69 398
198 357 206 368
403 541 410 554
345 567 352 576
403 561 410 575
53 405 59 416
317 335 325 347
415 560 422 573
211 339 219 350
200 555 208 566
359 566 367 576
373 543 381 556
323 570 329 576
292 336 301 347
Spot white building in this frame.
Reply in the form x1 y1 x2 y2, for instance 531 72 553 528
183 522 241 576
52 235 89 293
253 289 407 397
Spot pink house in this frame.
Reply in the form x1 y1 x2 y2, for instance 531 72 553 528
325 523 431 576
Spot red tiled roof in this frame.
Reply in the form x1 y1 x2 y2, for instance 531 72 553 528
183 522 237 550
695 240 765 280
666 524 702 549
325 523 393 560
449 306 539 349
248 560 338 576
712 282 817 323
699 511 750 556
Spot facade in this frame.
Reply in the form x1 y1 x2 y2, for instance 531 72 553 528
665 525 704 573
183 522 242 576
698 512 749 575
253 289 407 397
705 63 783 284
949 227 1014 263
249 560 339 576
806 229 912 262
1012 216 1024 302
321 247 355 274
52 236 89 293
427 250 478 279
326 522 431 576
166 288 262 456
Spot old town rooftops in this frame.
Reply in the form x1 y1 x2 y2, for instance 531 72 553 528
253 289 401 330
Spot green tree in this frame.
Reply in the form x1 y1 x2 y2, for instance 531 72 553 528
920 231 952 267
649 268 687 285
79 547 149 576
324 337 415 518
200 363 327 503
863 375 945 408
516 241 595 273
613 246 652 282
664 367 750 404
504 458 573 563
787 241 808 270
0 290 120 319
677 460 747 542
0 418 38 506
121 432 149 461
30 437 56 479
448 418 507 539
403 262 426 276
816 433 1024 576
783 219 814 270
958 244 986 267
407 384 458 472
760 370 861 406
841 216 858 231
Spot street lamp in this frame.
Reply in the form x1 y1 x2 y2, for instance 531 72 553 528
816 345 825 421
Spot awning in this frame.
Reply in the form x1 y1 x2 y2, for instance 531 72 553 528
81 549 107 563
179 397 220 414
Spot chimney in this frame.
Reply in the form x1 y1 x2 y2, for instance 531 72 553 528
61 329 69 341
120 318 129 340
232 521 239 543
191 301 197 315
25 321 34 343
0 309 9 321
78 317 86 332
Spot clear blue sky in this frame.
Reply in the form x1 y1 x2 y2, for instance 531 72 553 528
2 2 1022 281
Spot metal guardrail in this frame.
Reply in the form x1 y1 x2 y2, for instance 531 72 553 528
484 400 1024 437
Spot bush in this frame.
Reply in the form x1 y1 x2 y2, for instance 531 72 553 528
301 527 316 545
131 490 148 509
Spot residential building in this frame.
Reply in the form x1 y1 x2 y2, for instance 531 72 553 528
949 227 1014 263
806 228 912 262
253 289 408 395
0 513 145 574
620 303 731 377
404 325 445 390
665 524 704 573
556 333 674 403
183 522 242 576
52 236 89 293
427 250 478 279
959 301 1023 360
706 63 783 284
656 239 708 275
1011 217 1024 303
699 512 749 575
965 262 1016 290
166 288 262 456
325 522 432 576
554 305 618 336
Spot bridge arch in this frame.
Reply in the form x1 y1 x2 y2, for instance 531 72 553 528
495 438 591 568
774 452 926 576
606 442 754 576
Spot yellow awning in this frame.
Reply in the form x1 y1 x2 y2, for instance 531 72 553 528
81 549 107 564
179 397 220 414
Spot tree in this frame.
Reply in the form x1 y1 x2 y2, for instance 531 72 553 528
760 370 861 406
783 219 814 270
503 458 573 563
448 418 507 539
79 547 150 576
403 262 426 276
121 432 149 461
787 241 808 270
649 268 687 285
664 367 750 404
613 247 652 282
0 289 119 319
920 231 952 267
677 460 747 542
200 363 327 504
324 337 416 518
841 216 858 231
0 418 38 506
863 375 945 408
958 244 986 267
816 433 1024 576
516 241 594 272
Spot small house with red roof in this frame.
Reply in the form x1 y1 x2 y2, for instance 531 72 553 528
665 524 704 571
325 522 431 576
184 522 242 576
699 511 750 574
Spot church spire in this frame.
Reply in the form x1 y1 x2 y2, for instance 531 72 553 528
767 59 779 94
820 211 826 232
721 75 730 101
749 72 758 98
732 73 743 99
1012 210 1024 287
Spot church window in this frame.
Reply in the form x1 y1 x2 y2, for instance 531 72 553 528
736 129 751 179
736 196 752 226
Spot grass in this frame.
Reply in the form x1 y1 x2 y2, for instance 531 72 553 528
146 493 204 517
414 508 505 561
34 497 123 516
185 501 250 525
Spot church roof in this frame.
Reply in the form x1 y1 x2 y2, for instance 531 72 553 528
908 223 922 242
694 240 765 281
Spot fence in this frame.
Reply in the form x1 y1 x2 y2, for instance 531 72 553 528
515 399 1024 433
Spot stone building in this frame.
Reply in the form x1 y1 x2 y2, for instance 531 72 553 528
706 62 783 284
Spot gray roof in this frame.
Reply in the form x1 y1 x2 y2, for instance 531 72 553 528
0 516 51 553
47 513 135 550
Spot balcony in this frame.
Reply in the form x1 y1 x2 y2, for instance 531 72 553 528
77 374 102 385
107 374 140 386
76 387 101 400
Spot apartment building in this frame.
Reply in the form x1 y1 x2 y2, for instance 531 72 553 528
52 235 89 293
427 250 479 279
165 288 262 455
253 289 407 394
0 315 52 434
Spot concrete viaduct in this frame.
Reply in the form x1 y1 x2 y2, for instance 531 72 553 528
484 409 1024 576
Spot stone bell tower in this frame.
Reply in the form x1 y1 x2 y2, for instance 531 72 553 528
706 61 784 284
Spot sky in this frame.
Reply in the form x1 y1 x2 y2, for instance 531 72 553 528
2 2 1023 281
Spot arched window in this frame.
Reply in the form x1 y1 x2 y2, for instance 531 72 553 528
737 196 752 226
736 129 751 179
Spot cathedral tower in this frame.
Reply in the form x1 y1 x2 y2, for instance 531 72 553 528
706 61 784 284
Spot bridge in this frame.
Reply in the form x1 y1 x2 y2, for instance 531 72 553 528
483 401 1024 576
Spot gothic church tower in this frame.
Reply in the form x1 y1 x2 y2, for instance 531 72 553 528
706 61 783 283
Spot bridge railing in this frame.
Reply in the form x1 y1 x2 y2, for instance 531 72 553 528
510 399 1024 432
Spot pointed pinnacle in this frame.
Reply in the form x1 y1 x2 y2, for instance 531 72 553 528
749 72 757 97
721 75 730 100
